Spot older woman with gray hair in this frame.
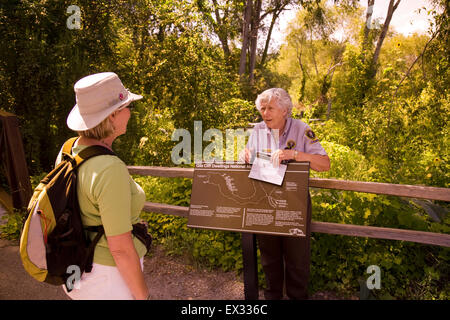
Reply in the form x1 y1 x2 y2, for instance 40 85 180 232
243 87 330 300
243 88 330 171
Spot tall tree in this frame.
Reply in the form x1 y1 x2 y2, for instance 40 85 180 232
248 0 262 84
280 1 355 116
260 0 291 67
196 0 244 60
372 0 401 71
239 0 252 76
239 0 299 83
362 0 401 77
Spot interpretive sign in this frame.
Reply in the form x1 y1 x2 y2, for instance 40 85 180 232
187 162 310 237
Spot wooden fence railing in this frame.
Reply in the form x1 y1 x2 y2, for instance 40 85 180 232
128 165 450 299
129 166 450 247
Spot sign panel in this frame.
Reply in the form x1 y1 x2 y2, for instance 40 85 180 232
187 162 310 237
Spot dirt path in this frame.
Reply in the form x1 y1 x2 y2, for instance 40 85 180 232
0 238 355 300
0 239 250 300
144 245 249 300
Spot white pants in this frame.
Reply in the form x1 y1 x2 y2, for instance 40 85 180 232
63 258 144 300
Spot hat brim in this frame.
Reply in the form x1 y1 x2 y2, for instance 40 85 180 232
67 90 143 131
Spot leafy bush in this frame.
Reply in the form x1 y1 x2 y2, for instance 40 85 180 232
305 139 449 299
135 176 245 272
0 209 25 240
309 186 449 299
312 140 372 181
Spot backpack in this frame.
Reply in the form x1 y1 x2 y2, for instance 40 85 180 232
19 137 122 290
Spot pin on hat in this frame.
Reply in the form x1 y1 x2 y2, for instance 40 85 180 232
67 72 143 131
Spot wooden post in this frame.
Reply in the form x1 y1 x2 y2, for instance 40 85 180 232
0 110 32 209
241 232 259 300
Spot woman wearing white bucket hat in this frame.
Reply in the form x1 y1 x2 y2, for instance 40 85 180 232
57 72 150 300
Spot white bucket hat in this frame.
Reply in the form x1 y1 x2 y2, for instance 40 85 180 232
67 72 143 131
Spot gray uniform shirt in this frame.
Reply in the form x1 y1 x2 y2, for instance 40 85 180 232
246 118 327 156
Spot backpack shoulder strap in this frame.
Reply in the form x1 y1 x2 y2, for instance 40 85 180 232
61 137 116 167
62 137 79 155
74 145 116 166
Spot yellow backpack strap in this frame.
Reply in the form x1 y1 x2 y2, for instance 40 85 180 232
62 137 115 167
74 145 116 166
62 137 79 156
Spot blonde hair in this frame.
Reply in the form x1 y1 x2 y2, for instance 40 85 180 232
76 112 116 140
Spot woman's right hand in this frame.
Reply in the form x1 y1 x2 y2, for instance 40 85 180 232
239 148 254 163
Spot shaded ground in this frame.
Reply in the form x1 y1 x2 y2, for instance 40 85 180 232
144 245 249 300
0 238 356 300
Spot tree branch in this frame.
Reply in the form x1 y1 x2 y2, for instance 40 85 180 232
394 27 440 97
372 0 401 75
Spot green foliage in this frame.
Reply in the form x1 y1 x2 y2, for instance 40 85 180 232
303 131 449 299
1 0 448 300
0 0 119 173
312 140 371 181
0 209 25 240
135 176 244 271
217 98 259 129
115 103 176 166
309 186 449 299
301 136 449 299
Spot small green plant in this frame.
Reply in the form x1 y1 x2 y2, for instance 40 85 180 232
0 208 25 240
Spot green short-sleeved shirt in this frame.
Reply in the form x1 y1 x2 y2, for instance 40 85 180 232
59 144 147 266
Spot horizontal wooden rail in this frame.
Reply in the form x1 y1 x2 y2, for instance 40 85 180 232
129 166 194 178
308 178 450 202
142 202 450 247
128 166 450 201
310 221 450 247
143 202 189 217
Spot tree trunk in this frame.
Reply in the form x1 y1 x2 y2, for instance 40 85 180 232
371 0 401 75
363 0 375 48
248 0 262 85
217 31 231 59
297 46 308 102
260 10 278 67
212 0 231 59
260 1 289 67
326 98 332 120
310 30 319 76
239 0 252 77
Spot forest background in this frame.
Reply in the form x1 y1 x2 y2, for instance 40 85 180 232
0 0 448 299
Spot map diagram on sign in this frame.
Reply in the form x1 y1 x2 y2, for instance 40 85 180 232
201 172 282 208
188 162 310 237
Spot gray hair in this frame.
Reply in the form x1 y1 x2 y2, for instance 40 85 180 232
255 88 293 118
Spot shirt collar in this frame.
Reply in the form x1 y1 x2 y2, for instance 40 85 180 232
259 117 291 135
